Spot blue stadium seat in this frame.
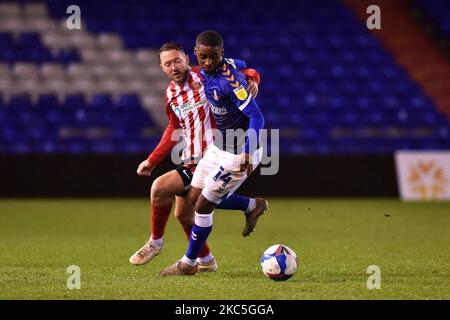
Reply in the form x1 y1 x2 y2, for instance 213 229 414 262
8 94 33 109
37 94 59 109
63 94 87 109
17 33 42 47
57 49 81 64
90 94 113 108
90 139 116 154
116 94 141 109
61 138 89 154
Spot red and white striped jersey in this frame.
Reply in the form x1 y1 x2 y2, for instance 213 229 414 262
165 66 216 163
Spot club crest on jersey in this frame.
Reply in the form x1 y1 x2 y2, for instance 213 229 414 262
213 89 220 101
233 85 248 101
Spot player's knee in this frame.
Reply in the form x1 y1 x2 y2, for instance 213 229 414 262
195 194 215 214
150 177 170 204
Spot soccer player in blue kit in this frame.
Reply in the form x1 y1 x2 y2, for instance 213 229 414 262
161 30 266 276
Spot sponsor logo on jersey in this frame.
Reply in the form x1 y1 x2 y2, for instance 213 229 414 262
211 105 228 115
173 107 182 119
233 85 248 101
172 100 205 118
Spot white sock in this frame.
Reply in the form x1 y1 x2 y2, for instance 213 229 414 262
150 236 163 248
181 255 197 266
195 212 213 227
246 198 256 213
197 253 214 264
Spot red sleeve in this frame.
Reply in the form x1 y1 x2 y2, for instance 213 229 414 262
191 66 200 75
241 68 260 85
147 99 182 167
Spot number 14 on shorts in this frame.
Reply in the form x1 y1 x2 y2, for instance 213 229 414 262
212 166 232 187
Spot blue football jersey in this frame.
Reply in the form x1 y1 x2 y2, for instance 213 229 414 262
200 58 264 155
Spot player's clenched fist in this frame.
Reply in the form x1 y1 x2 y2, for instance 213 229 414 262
239 152 253 176
137 159 154 176
247 80 259 98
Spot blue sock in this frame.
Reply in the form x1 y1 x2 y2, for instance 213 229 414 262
217 194 250 212
186 212 213 260
186 224 212 260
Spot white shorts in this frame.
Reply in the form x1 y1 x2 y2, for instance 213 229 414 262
191 144 263 204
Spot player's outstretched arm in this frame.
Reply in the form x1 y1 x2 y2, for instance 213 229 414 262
222 68 264 175
138 114 181 176
241 99 265 175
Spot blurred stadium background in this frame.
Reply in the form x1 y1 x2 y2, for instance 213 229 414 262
0 0 449 197
1 0 450 300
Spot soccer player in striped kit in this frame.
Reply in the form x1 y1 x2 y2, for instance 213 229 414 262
130 42 268 272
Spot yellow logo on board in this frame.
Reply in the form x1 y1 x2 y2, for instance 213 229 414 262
408 160 448 200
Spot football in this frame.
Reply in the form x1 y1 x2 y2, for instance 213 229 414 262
261 244 298 281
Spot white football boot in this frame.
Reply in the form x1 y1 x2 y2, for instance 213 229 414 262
129 238 163 265
197 257 218 273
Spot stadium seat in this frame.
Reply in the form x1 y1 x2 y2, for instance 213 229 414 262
63 94 87 109
90 94 113 108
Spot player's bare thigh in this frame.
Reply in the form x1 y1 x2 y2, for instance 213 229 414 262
151 170 185 206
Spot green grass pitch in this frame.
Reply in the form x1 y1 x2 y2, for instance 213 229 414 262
0 198 449 300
